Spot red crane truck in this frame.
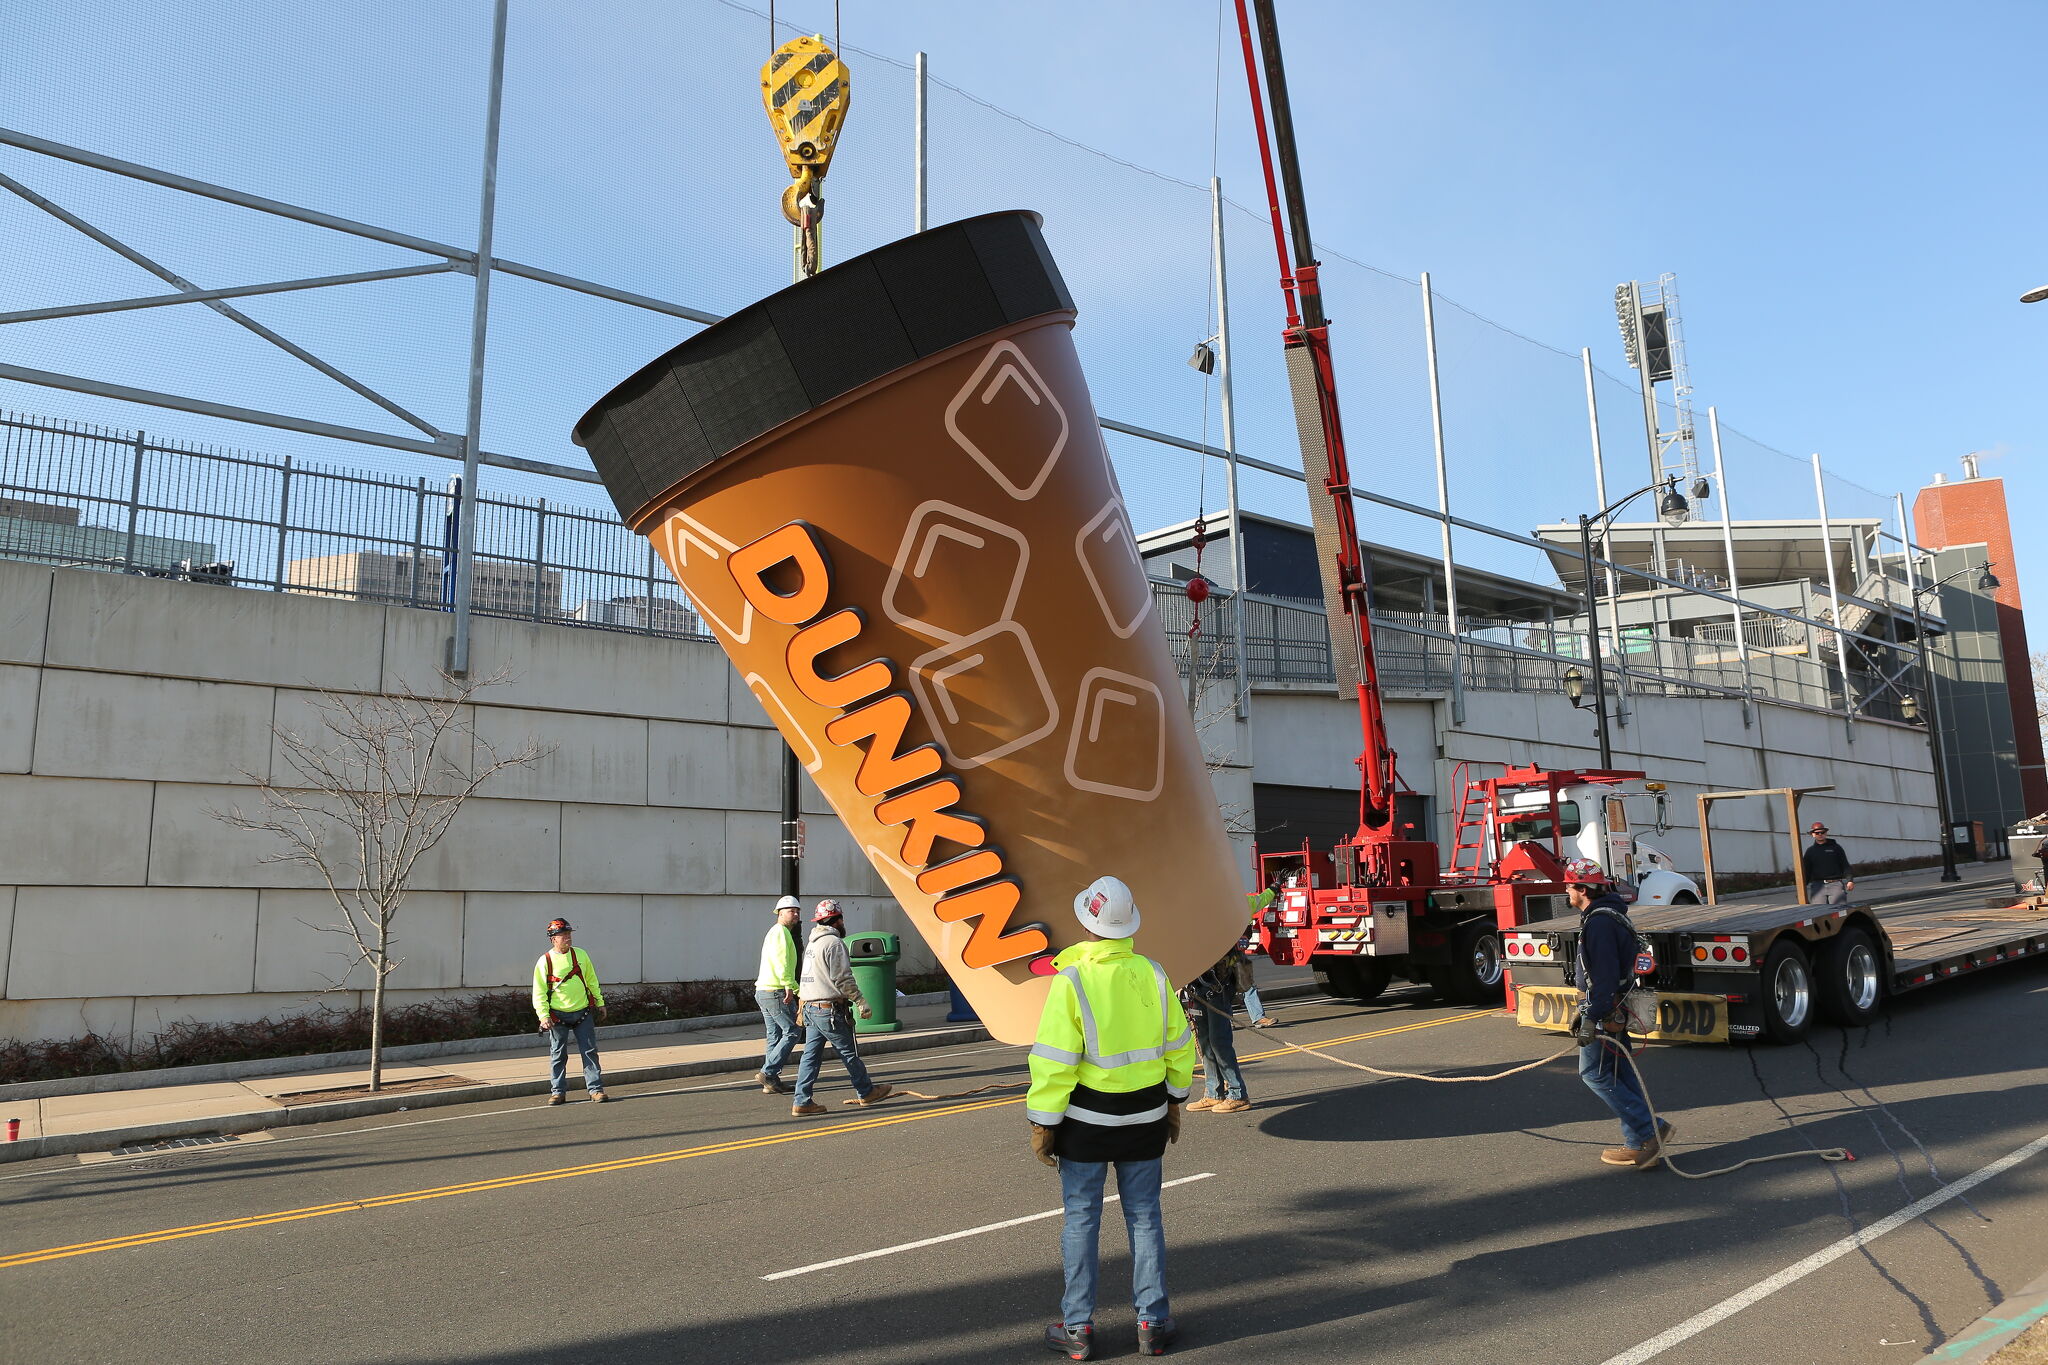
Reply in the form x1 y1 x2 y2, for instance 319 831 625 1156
1231 0 1698 1007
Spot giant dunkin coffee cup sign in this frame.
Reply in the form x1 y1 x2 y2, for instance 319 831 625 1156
575 211 1244 1043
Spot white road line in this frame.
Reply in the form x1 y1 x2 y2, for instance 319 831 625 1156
761 1172 1218 1281
1601 1131 2048 1365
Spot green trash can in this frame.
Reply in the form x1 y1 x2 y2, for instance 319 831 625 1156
846 931 902 1034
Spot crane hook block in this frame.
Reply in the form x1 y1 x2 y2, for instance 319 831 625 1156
761 35 851 184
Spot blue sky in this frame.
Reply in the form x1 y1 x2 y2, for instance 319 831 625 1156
2 0 2042 625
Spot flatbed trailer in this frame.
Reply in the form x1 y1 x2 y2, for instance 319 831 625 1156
1504 882 2048 1044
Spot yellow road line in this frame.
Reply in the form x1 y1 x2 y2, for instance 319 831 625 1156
1 1008 1488 1270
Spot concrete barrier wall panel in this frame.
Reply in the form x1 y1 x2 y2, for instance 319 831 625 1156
1 775 154 885
146 782 331 889
0 665 37 773
647 720 778 812
0 996 139 1048
45 570 385 689
255 889 464 993
35 671 275 783
642 894 759 982
11 887 258 998
0 561 54 666
463 892 643 989
477 706 645 805
0 886 13 997
411 799 562 892
267 690 476 793
560 804 722 895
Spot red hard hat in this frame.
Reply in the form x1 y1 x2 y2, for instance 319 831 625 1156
1562 857 1611 886
545 918 574 936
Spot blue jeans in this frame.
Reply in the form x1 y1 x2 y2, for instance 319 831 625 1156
1580 1035 1653 1148
756 989 799 1080
1244 986 1266 1023
548 1011 603 1095
1193 990 1247 1100
1058 1157 1168 1330
793 1001 875 1105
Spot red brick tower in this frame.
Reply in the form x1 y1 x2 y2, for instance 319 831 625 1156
1912 467 2046 813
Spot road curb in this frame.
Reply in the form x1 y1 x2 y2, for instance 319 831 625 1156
0 979 1326 1166
1925 1265 2048 1362
0 1021 994 1165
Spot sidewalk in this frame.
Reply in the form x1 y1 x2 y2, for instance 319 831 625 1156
1 963 1321 1165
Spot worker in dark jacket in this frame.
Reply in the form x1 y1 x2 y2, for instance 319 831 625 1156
1566 863 1671 1170
1799 823 1855 905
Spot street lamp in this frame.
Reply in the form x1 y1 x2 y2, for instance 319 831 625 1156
1574 475 1707 769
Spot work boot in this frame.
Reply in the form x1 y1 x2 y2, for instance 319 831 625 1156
758 1071 788 1094
1137 1317 1179 1356
1043 1322 1093 1360
547 1094 566 1107
853 1083 895 1107
1251 1017 1278 1029
791 1102 828 1117
1209 1098 1251 1114
589 1091 610 1103
1185 1097 1220 1112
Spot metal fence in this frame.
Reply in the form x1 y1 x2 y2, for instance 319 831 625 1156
2 403 1912 722
0 410 698 637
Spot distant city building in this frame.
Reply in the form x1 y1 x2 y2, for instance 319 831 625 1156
1912 462 2045 823
286 551 562 617
0 496 216 574
568 593 702 636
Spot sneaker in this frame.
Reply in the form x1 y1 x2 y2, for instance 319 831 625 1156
1043 1322 1093 1360
791 1102 828 1117
1138 1317 1179 1355
758 1071 789 1094
547 1094 566 1107
1185 1097 1220 1112
1209 1098 1251 1114
853 1083 894 1107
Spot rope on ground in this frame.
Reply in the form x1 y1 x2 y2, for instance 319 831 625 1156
841 1081 1028 1105
1190 992 1852 1179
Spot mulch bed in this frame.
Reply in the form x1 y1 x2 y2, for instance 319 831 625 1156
274 1074 478 1106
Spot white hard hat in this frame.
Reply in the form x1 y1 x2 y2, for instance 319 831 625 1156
1073 876 1141 939
774 895 802 911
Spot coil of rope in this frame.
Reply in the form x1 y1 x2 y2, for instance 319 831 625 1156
1187 992 1853 1180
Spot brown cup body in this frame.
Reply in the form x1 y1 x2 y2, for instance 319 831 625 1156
577 213 1245 1043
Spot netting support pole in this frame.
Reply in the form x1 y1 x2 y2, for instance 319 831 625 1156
914 52 928 233
1580 348 1630 720
1420 272 1464 726
122 429 145 571
1812 452 1855 741
1706 407 1754 728
450 0 509 678
1211 176 1249 721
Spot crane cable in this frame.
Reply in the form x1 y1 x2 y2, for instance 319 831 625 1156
1187 993 1852 1180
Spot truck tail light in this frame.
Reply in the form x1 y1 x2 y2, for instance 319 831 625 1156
1692 946 1708 962
1731 946 1748 962
1711 946 1728 961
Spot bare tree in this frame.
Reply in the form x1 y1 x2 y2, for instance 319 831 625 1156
213 673 546 1091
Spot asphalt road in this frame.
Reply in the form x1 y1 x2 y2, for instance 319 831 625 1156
5 957 2048 1365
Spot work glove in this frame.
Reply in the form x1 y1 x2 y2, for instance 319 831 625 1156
1166 1102 1182 1145
1030 1124 1058 1168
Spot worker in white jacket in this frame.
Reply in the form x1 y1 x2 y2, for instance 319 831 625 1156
790 900 894 1116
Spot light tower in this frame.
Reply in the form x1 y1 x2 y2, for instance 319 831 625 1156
1614 274 1703 579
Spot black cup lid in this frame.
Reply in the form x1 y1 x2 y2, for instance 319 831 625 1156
573 210 1074 524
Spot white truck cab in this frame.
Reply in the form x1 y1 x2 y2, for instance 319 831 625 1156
1493 782 1702 906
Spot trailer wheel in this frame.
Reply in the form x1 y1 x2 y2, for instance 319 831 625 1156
1428 924 1506 1005
1816 926 1884 1027
1317 957 1390 1003
1760 938 1815 1044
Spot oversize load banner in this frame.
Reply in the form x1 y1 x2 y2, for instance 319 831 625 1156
632 321 1244 1043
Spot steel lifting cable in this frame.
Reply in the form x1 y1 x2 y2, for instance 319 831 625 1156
1188 994 1852 1179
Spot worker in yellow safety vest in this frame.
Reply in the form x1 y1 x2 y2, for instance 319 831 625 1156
1027 875 1196 1360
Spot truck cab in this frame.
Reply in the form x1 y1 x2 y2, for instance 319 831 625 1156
1489 779 1701 908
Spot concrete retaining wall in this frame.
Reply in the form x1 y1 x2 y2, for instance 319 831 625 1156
0 559 919 1049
